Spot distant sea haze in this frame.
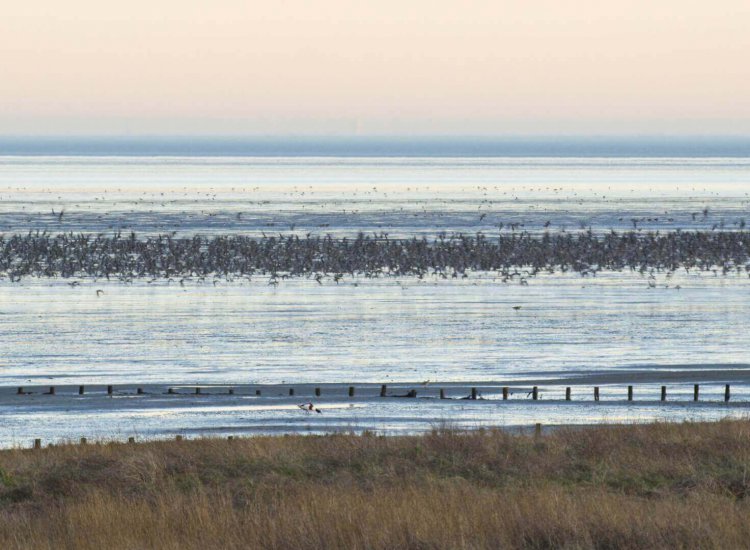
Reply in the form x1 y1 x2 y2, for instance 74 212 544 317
1 136 749 157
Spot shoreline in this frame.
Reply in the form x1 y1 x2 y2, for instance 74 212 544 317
2 379 750 449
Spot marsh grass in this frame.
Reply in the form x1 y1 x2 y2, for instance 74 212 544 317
2 420 750 549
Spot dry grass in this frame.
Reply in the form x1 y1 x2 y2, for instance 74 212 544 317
2 421 750 549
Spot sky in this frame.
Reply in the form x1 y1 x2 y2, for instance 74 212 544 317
1 0 749 136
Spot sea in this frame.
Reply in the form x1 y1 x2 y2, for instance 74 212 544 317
1 136 749 446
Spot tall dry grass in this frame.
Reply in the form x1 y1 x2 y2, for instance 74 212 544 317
2 421 750 549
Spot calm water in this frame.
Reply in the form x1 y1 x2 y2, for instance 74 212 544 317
1 150 749 445
1 156 749 236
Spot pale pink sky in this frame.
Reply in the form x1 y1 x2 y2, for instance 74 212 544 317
1 0 749 135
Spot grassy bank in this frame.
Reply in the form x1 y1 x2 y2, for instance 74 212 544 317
2 421 750 549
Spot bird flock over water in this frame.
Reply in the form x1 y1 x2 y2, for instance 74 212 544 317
1 230 749 283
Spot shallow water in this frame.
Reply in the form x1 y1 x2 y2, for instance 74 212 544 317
1 154 749 446
1 272 750 386
1 156 749 236
2 385 750 448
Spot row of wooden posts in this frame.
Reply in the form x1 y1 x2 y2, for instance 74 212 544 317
522 383 731 402
31 433 234 450
15 383 735 401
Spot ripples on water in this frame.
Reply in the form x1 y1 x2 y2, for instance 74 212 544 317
0 271 749 386
1 154 749 443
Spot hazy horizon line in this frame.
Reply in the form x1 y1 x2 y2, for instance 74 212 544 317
2 135 749 158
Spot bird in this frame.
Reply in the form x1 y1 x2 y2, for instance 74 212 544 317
298 402 322 413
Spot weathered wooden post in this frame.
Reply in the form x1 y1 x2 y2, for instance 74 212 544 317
175 435 183 441
380 384 387 397
694 384 699 401
33 439 41 450
195 387 202 395
48 386 55 395
137 387 144 395
289 388 295 396
315 387 321 397
502 387 509 400
78 385 85 395
532 386 538 400
228 388 234 395
725 384 731 402
661 386 667 401
349 386 355 397
534 423 542 438
627 385 633 401
227 436 234 441
439 388 446 399
17 387 23 395
80 437 87 445
168 387 176 394
471 387 478 400
255 389 261 396
107 385 113 395
594 387 600 401
565 387 571 401
128 437 135 444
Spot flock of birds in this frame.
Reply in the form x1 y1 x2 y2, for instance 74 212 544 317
1 229 749 283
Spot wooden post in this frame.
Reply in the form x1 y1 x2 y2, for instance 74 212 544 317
33 439 41 449
627 385 633 401
175 435 183 441
565 387 571 401
107 385 113 395
725 384 731 402
315 387 321 397
289 388 295 396
228 388 234 395
380 384 387 397
255 389 261 396
661 386 667 401
80 437 87 445
534 423 542 438
195 387 202 395
17 387 23 395
349 386 355 397
168 388 175 394
694 384 699 401
128 437 135 444
471 387 477 400
439 388 446 399
532 386 538 400
227 436 234 441
502 387 509 400
48 386 55 395
137 387 144 395
78 385 85 395
594 387 600 401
